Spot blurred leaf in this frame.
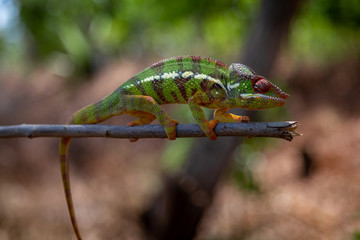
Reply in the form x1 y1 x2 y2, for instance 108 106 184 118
231 143 266 193
59 21 91 63
290 0 360 64
161 138 195 172
353 231 360 240
2 0 359 75
2 0 261 75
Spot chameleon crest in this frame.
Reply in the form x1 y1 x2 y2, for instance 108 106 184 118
59 56 289 239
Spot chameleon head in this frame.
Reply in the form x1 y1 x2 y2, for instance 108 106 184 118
227 63 290 109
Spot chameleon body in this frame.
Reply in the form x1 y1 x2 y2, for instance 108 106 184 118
59 56 289 239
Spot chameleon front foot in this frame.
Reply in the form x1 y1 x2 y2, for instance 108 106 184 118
205 119 218 140
164 119 179 140
214 108 250 123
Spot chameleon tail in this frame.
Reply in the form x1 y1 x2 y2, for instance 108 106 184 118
59 137 83 240
59 96 121 240
69 92 121 125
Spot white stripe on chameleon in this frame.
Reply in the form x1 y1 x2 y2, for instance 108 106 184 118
182 71 194 78
191 73 227 94
141 71 180 83
129 71 228 95
227 82 240 90
123 83 135 89
142 75 156 83
207 76 227 94
162 71 179 79
194 73 208 79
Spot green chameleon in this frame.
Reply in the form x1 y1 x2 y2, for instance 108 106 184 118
59 56 289 239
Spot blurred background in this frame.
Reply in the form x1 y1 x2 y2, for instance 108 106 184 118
0 0 360 239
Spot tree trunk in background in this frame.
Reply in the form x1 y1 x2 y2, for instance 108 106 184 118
142 1 303 239
241 0 303 74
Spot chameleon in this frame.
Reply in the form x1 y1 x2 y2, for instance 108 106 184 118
59 56 289 239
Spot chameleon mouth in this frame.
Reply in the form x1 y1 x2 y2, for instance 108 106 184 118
272 93 288 106
240 93 287 102
267 95 286 105
259 95 287 105
239 93 287 108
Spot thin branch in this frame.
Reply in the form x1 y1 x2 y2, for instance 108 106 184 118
0 121 300 141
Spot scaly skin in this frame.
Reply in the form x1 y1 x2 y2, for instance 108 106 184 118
59 56 289 239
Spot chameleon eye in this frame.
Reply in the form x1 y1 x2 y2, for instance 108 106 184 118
253 78 270 93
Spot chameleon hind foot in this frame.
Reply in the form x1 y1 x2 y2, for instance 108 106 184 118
127 115 178 141
126 111 156 126
126 123 140 142
126 111 156 142
121 95 179 141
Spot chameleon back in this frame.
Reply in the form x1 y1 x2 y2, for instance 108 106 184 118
119 56 230 104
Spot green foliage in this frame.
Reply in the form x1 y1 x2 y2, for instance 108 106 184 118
2 0 358 75
1 0 260 75
353 231 360 240
230 141 269 193
290 0 360 64
318 0 360 27
161 138 195 172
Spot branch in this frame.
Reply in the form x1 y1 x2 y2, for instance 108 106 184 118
0 122 300 141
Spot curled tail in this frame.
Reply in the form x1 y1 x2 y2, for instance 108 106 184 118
59 137 83 240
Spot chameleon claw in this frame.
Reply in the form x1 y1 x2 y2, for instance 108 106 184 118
164 120 179 140
208 119 218 129
205 119 218 140
127 121 137 127
127 122 140 142
127 123 140 142
207 132 217 141
240 116 250 122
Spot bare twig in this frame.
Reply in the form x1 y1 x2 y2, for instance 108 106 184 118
0 121 299 141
